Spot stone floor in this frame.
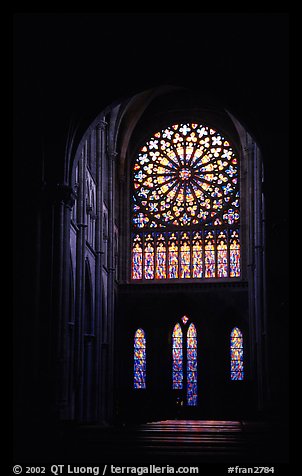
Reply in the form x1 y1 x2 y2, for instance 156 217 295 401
14 419 290 468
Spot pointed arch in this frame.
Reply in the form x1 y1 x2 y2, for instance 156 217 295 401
134 328 146 389
187 323 198 406
172 320 198 405
172 323 183 389
230 327 244 380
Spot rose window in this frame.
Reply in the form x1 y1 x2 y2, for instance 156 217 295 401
131 122 240 280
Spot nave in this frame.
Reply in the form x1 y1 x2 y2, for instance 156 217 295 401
16 419 289 466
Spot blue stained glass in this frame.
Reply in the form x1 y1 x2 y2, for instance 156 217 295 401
172 320 198 406
187 323 198 406
134 329 146 389
172 324 183 389
230 327 244 380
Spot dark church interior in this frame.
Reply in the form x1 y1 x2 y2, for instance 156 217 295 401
13 13 290 471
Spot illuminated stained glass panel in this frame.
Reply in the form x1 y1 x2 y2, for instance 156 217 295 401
180 232 191 278
155 233 166 279
205 231 215 278
172 323 183 389
168 233 179 279
192 232 203 278
132 123 239 229
132 234 143 280
134 328 146 389
217 230 228 278
144 234 154 279
131 122 241 281
181 315 189 325
230 327 244 380
187 323 198 406
230 230 241 277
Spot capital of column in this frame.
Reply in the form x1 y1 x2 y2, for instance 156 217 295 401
244 142 255 154
109 150 119 162
41 183 77 208
56 183 77 208
97 119 108 131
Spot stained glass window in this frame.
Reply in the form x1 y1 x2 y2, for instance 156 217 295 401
144 234 154 279
230 230 241 277
180 232 191 278
134 328 146 389
181 315 189 325
172 318 198 406
172 323 183 389
131 122 240 281
217 230 228 278
192 232 203 278
204 230 215 278
132 234 143 280
168 233 179 279
230 327 244 380
155 233 167 279
187 323 198 406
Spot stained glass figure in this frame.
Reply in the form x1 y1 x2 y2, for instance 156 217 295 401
131 122 240 281
168 233 179 279
144 234 154 279
230 230 241 277
217 230 228 278
230 327 244 380
180 232 191 278
187 323 198 406
132 234 143 280
134 328 146 389
192 232 203 278
155 233 167 279
172 323 183 389
204 231 215 278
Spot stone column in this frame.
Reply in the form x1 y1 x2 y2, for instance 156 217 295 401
107 149 118 422
54 184 77 420
247 139 267 413
246 140 256 382
74 150 87 421
95 120 107 422
35 181 76 424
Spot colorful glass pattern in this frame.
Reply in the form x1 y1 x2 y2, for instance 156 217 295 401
134 328 146 389
168 233 179 278
172 323 183 389
230 327 244 380
217 230 228 278
180 232 191 278
132 122 239 228
187 323 198 406
192 232 203 278
144 234 154 279
155 233 166 279
131 121 240 281
204 231 215 277
230 230 241 277
181 315 189 325
132 229 240 280
132 234 143 279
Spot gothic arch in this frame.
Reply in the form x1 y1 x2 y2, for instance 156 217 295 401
59 83 267 423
